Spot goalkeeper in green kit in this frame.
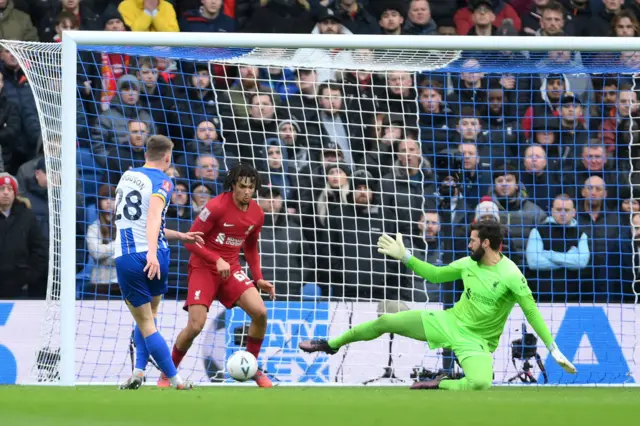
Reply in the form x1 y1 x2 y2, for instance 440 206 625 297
299 221 577 390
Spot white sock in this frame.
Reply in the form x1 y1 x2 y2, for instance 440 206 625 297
133 368 145 377
169 373 184 388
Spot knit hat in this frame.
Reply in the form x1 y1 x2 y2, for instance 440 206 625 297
475 196 500 222
0 172 18 194
325 162 351 177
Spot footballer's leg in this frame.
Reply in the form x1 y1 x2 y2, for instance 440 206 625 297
300 310 427 354
432 354 493 391
235 287 272 388
126 297 191 390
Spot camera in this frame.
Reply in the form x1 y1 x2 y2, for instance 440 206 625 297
508 323 548 384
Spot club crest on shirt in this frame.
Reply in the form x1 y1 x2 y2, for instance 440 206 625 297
162 180 172 192
245 225 254 235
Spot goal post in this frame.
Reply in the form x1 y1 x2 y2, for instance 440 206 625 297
1 32 638 386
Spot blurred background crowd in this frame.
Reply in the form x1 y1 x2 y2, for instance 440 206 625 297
0 0 638 307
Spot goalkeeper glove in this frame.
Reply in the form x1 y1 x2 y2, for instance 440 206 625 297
377 233 412 264
548 342 577 374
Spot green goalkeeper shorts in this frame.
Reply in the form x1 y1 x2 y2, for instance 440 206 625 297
420 310 492 363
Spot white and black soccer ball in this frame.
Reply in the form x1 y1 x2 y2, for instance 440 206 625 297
226 350 258 382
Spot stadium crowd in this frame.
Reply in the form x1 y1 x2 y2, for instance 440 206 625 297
0 0 638 306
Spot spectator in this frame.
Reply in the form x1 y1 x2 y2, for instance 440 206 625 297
105 120 148 184
23 157 50 241
526 193 590 301
454 0 522 35
458 142 492 203
418 79 452 160
192 154 223 192
134 56 179 136
521 0 550 35
378 3 406 35
448 59 488 116
568 143 627 200
558 91 589 147
600 83 639 164
242 0 315 33
404 210 444 301
379 71 418 118
176 118 224 176
0 47 40 172
261 139 298 203
434 171 475 257
39 0 101 42
490 164 547 266
91 74 155 167
226 65 270 119
577 175 628 299
362 114 403 179
467 0 499 35
436 15 457 35
403 0 437 35
611 9 640 36
535 0 568 36
278 119 310 173
98 6 130 110
521 144 564 212
0 173 47 298
332 168 403 300
118 0 179 32
590 0 625 37
190 182 213 214
164 179 192 293
561 0 591 37
381 135 436 234
256 186 306 296
315 82 365 164
179 0 235 32
333 0 380 34
522 73 568 137
86 184 118 292
0 0 38 41
0 72 20 174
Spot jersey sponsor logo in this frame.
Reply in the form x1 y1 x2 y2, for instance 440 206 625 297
226 236 244 247
224 223 235 227
199 207 211 221
161 180 172 192
215 233 226 244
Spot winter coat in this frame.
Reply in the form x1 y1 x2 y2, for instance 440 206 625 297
38 3 101 42
22 176 49 241
86 219 117 284
526 217 589 271
0 92 21 168
118 0 179 31
1 67 41 157
90 96 155 167
242 1 315 33
0 0 38 41
454 0 522 35
0 199 47 298
179 8 236 32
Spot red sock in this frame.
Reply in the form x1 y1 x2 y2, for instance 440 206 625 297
246 336 264 359
172 345 187 369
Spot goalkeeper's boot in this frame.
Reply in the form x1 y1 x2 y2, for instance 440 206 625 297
253 368 273 388
157 374 171 388
410 374 449 390
298 339 338 355
119 371 144 390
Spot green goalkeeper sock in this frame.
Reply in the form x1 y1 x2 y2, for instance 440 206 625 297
328 311 426 349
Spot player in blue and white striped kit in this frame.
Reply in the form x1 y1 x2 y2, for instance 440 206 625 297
114 135 203 390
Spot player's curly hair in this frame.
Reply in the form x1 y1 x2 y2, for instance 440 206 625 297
224 162 263 192
470 219 504 251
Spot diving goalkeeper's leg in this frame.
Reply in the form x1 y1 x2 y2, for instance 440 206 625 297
413 354 493 391
299 310 426 354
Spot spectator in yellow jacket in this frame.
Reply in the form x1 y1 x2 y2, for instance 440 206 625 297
118 0 179 32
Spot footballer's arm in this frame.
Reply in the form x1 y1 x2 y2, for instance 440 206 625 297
145 195 165 279
183 201 222 264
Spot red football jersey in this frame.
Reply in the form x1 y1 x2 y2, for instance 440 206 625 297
186 192 265 279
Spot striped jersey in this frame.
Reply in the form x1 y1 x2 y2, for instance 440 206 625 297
114 167 174 258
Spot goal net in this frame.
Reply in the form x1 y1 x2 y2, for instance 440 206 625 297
2 35 639 386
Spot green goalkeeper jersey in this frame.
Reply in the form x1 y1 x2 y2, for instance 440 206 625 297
406 254 554 352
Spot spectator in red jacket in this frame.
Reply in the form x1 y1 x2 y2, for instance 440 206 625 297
454 0 521 35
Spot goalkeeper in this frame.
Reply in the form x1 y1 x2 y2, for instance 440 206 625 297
299 220 577 390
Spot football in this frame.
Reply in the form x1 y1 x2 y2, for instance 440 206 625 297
226 350 258 382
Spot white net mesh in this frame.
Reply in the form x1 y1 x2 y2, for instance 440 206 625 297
1 38 637 386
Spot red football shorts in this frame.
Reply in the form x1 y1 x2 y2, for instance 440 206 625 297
184 264 255 310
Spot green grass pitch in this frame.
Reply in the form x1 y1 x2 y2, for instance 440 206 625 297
1 386 638 426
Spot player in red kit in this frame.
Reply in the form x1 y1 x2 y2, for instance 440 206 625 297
158 163 275 388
